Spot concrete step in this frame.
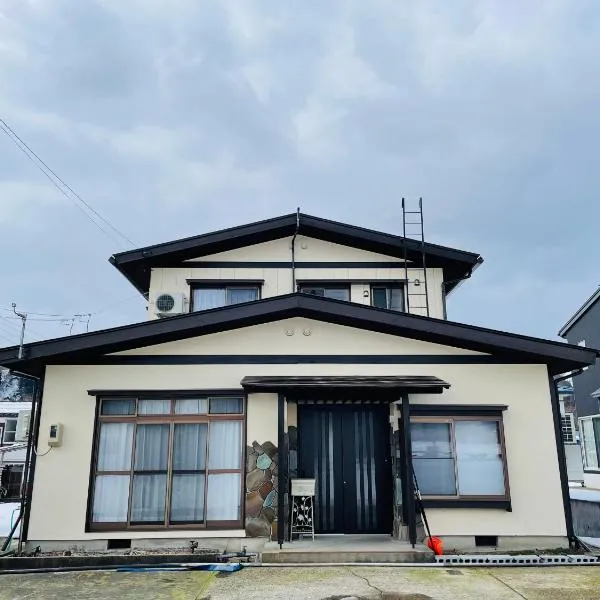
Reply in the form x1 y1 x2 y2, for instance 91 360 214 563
261 549 433 564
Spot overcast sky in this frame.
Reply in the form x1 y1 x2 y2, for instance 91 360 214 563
0 0 598 346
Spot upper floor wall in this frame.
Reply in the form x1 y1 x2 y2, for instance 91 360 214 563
110 212 482 322
147 235 446 319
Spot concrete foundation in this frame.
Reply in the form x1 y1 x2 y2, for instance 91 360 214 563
26 537 268 554
439 536 569 552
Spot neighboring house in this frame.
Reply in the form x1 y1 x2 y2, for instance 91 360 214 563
0 212 597 553
557 381 584 483
0 402 31 500
559 287 600 418
559 288 600 489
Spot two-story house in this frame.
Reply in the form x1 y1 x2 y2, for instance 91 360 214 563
560 287 600 490
0 213 596 554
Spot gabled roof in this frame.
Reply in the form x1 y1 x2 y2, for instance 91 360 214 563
110 213 483 295
0 294 596 377
559 287 600 338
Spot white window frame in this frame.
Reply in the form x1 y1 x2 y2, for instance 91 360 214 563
560 413 577 444
2 418 17 444
579 415 600 471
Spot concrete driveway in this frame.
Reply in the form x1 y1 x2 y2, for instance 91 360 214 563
1 566 600 599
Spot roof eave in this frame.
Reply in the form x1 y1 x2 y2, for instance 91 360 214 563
559 287 600 338
0 294 597 378
109 213 482 296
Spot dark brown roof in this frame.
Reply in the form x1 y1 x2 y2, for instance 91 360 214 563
110 212 483 295
0 293 596 377
241 375 450 395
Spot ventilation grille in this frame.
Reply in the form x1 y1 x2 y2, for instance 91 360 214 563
435 554 600 565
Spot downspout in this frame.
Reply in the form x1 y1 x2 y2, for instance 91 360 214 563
291 208 300 293
547 368 577 548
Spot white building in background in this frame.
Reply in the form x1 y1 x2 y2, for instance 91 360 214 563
0 402 31 500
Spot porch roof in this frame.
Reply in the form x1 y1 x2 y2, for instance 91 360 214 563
240 375 450 395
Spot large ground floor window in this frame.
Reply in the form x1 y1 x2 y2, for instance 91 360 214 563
411 416 509 499
89 394 245 530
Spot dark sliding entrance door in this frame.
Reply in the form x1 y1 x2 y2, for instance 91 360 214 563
298 403 392 534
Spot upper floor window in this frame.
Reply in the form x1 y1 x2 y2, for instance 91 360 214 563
2 418 17 444
371 285 405 312
299 284 350 301
191 285 260 311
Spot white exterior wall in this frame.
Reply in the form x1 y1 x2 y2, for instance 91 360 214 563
27 318 564 542
148 235 445 319
584 472 600 489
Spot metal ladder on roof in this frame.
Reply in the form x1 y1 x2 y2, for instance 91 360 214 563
401 197 430 317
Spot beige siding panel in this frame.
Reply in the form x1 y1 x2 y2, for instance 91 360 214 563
185 236 406 264
112 318 486 356
186 238 291 262
148 266 444 319
29 361 563 541
246 393 278 446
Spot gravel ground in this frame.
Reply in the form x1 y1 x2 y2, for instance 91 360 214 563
1 566 600 599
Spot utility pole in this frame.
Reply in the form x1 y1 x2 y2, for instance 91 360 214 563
11 303 27 359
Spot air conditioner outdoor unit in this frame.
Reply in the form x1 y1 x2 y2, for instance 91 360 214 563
15 410 31 442
155 293 186 317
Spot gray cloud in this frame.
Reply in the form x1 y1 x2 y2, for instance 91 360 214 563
0 0 598 344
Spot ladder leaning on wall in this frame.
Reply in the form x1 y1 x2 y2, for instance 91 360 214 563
401 197 430 318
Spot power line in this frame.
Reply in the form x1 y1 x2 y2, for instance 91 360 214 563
0 121 124 248
0 118 136 249
0 293 145 321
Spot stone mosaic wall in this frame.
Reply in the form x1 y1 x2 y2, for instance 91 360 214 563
245 440 278 537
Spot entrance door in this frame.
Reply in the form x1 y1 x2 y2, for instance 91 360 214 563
298 403 392 534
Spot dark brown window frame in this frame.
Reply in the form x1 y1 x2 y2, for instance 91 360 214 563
410 415 511 504
297 282 351 301
87 393 246 532
370 283 406 312
189 282 262 312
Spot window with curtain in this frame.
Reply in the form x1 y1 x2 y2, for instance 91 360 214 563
298 284 350 301
411 417 508 498
371 285 405 311
191 286 259 311
91 395 244 530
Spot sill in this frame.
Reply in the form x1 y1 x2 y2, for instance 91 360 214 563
583 469 600 474
421 499 512 511
88 522 243 532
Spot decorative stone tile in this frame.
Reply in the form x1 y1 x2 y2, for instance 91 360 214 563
256 453 272 470
245 440 278 537
245 516 270 537
259 480 274 499
263 490 277 508
247 451 257 472
262 441 278 458
246 490 264 518
246 467 271 492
